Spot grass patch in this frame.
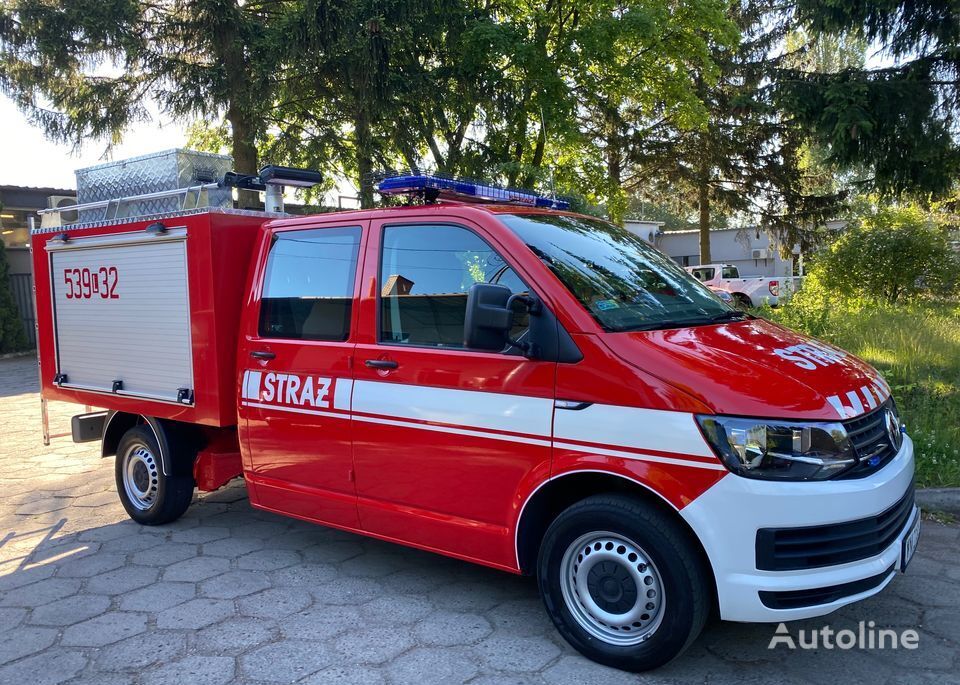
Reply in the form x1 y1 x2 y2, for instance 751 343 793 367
762 298 960 488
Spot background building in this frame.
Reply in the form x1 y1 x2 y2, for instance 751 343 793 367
1 185 77 348
624 220 800 277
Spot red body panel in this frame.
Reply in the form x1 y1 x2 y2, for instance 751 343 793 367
32 211 264 427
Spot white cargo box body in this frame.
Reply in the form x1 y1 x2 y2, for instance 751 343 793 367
47 228 193 403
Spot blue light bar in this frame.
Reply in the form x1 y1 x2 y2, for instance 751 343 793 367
376 174 569 210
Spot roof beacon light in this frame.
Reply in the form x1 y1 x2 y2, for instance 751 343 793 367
376 174 569 210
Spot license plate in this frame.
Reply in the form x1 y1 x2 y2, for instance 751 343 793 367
900 512 921 572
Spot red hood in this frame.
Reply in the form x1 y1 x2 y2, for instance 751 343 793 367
601 318 890 421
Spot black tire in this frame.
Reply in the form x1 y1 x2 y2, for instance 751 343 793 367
115 425 194 525
537 494 711 672
733 293 753 310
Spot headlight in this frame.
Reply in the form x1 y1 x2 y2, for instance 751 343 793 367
697 416 856 481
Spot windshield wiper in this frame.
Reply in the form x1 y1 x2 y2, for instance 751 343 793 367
709 310 749 323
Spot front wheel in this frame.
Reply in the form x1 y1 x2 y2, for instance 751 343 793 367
115 425 194 525
537 494 711 672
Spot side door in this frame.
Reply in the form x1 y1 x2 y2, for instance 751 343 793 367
351 218 556 569
238 222 366 528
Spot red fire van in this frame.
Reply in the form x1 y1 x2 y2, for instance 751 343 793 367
31 174 919 671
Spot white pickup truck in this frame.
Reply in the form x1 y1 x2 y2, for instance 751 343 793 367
687 263 799 308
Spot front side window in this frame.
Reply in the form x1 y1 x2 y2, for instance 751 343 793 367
259 227 361 341
500 213 734 332
379 224 528 348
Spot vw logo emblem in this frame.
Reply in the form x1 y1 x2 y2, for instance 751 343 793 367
885 409 903 452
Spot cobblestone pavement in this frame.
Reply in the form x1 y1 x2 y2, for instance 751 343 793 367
1 356 958 685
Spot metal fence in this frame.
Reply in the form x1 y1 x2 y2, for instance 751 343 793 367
9 273 36 347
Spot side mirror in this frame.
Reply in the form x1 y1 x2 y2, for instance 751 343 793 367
464 283 513 351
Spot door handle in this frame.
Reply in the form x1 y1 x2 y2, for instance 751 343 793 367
364 359 398 370
250 350 276 360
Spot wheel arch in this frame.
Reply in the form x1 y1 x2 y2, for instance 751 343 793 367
515 470 716 598
102 412 199 477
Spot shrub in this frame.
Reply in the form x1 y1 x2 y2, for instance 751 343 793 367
814 205 959 304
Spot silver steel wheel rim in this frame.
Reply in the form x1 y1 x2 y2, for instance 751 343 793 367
122 444 159 511
559 531 665 646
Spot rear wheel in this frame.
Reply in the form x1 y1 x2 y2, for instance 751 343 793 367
732 293 753 310
537 494 711 672
115 425 194 525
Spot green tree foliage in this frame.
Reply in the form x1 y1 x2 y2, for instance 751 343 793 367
814 204 960 303
0 0 283 205
0 239 29 354
785 0 960 199
626 1 841 263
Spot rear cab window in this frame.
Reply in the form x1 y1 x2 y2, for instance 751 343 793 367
259 226 362 341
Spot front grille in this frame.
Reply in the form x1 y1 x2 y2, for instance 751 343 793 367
838 400 898 479
756 483 915 571
759 564 896 610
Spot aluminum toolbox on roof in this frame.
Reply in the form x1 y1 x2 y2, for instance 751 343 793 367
32 209 268 427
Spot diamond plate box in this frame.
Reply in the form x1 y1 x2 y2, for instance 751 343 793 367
75 149 234 221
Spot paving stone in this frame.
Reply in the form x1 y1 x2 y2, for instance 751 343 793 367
300 665 388 685
386 646 480 685
0 649 86 685
542 655 635 685
280 605 363 641
236 549 301 571
192 616 280 655
301 541 366 565
117 581 196 612
333 626 416 664
29 593 112 626
0 563 55 591
100 535 162 554
201 537 265 558
170 527 230 544
200 570 272 599
0 577 81 607
131 542 199 567
360 595 434 625
269 563 338 588
15 497 71 515
240 640 333 683
413 610 493 646
894 575 960 608
0 607 26 632
237 587 313 619
162 556 230 582
0 625 58 665
56 552 126 578
476 634 562 672
309 576 382 605
61 611 148 646
96 631 189 672
86 565 159 596
156 598 236 630
141 655 236 685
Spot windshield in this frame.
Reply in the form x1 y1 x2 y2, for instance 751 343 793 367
500 213 737 332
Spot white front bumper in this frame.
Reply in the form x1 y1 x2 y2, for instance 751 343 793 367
681 434 916 622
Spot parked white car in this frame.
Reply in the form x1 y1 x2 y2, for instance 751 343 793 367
687 263 800 308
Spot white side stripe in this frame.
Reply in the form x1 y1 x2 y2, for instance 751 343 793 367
352 414 552 447
334 379 353 411
352 380 554 438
